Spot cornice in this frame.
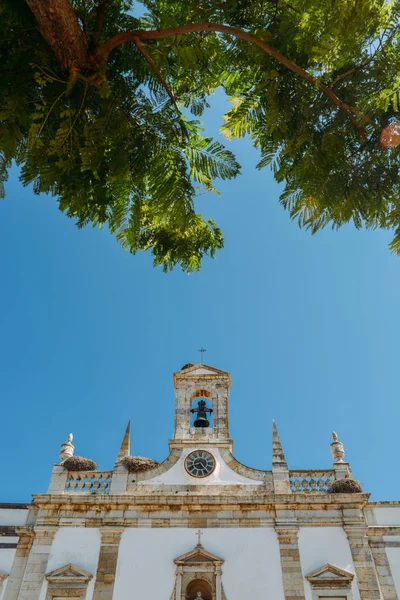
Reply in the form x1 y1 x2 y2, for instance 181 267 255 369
31 492 370 511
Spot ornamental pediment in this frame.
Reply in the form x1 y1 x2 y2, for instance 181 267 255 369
306 564 354 589
45 563 93 584
176 364 230 378
174 546 224 566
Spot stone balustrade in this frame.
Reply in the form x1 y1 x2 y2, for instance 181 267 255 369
65 471 112 494
289 470 334 493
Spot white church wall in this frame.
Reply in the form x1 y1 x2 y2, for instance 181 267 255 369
0 545 17 600
372 505 400 525
0 508 28 526
38 527 101 600
386 548 400 596
144 448 263 486
113 527 285 600
298 527 360 600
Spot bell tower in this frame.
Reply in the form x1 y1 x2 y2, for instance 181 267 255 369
170 363 232 450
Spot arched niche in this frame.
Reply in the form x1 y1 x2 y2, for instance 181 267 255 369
172 544 225 600
186 578 213 600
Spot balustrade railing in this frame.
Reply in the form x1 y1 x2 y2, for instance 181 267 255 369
65 471 112 494
289 470 334 493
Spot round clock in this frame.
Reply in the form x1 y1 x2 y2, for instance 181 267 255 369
184 450 216 478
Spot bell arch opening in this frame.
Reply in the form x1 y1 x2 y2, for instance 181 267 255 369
185 578 213 600
190 393 213 428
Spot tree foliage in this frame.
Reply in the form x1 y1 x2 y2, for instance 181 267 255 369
1 0 400 270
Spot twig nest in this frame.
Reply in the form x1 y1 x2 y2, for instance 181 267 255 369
327 478 363 494
120 456 158 473
63 456 97 471
181 362 194 370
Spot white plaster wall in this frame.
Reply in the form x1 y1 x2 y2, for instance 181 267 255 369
0 546 17 600
373 507 400 526
113 528 284 600
299 527 360 600
38 528 101 600
144 448 263 485
386 548 400 597
0 509 28 526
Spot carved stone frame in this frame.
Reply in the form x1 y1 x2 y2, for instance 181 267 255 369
44 563 93 600
305 564 354 600
173 545 225 600
0 571 8 596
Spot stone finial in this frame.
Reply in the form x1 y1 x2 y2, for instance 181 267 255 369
115 421 131 465
272 420 288 469
59 433 74 462
330 431 345 463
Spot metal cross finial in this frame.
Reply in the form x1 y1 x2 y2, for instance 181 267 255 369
196 529 203 546
198 347 207 363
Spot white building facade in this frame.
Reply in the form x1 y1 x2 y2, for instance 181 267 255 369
1 363 399 600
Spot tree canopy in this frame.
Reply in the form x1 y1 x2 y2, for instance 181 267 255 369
1 0 400 270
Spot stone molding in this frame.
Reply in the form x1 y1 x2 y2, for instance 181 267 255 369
305 563 354 600
45 563 93 600
306 564 354 589
0 571 9 596
172 543 225 600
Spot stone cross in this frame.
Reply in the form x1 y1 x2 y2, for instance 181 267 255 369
196 529 203 547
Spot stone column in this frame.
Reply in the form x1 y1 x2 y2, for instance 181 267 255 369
175 566 182 600
369 536 398 600
92 528 123 600
2 527 34 600
17 526 57 600
275 526 306 600
345 527 381 600
215 567 222 600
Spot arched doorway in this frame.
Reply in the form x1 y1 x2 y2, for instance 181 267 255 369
185 578 213 600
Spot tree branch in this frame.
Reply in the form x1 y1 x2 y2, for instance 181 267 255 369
134 38 180 115
89 0 111 52
96 22 379 134
25 0 89 73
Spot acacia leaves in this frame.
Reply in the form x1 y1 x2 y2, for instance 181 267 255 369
1 0 400 268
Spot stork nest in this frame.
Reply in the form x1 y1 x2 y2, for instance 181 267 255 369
327 478 363 494
63 456 97 471
181 362 194 370
120 456 159 473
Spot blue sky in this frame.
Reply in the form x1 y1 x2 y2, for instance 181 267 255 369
1 89 399 502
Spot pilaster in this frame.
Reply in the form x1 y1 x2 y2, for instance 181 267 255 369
92 528 123 600
275 524 306 600
369 536 398 600
17 526 57 600
47 464 68 493
345 526 381 600
3 527 34 600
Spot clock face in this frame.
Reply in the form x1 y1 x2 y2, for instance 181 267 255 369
185 450 216 478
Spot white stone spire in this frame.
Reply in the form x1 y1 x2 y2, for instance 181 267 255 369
115 421 131 464
272 420 287 469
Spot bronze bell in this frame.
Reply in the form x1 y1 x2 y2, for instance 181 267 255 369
193 412 210 428
191 399 213 428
